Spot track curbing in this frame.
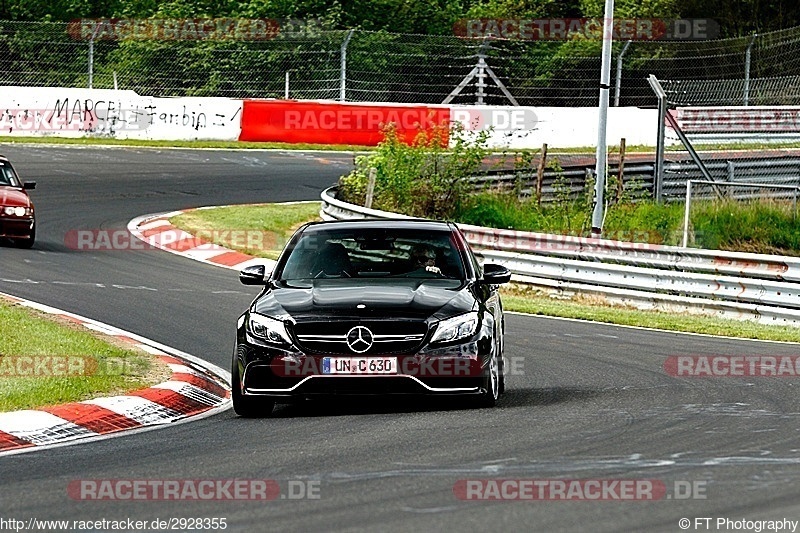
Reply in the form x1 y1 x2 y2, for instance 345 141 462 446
0 291 231 455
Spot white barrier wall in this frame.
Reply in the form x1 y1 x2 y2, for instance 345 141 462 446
0 86 659 147
0 87 243 141
451 105 658 149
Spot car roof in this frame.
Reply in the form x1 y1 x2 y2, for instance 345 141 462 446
300 219 458 233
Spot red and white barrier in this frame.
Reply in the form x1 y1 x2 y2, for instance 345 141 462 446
1 85 666 147
238 100 451 145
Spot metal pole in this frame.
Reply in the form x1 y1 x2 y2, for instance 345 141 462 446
614 40 631 107
617 137 626 202
682 180 692 248
87 22 102 89
663 110 720 193
88 37 94 89
476 40 489 105
285 71 290 99
590 0 615 238
340 29 354 102
744 34 757 106
647 75 666 202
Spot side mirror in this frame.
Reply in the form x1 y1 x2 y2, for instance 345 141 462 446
481 263 511 285
239 264 269 285
22 181 36 190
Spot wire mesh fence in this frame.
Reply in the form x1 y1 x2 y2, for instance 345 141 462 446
3 20 800 106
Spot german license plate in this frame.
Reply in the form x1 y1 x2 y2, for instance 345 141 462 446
322 357 397 375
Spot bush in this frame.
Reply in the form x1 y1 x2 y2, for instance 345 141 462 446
339 125 800 256
338 123 491 219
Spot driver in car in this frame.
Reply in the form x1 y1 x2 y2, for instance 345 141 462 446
409 244 442 276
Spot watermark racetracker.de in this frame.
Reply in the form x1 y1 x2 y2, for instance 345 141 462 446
0 355 146 377
454 18 719 41
453 479 708 501
67 479 321 501
64 229 282 252
665 356 800 377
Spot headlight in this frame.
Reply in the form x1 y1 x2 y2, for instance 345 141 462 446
247 313 292 346
431 312 479 344
3 206 30 217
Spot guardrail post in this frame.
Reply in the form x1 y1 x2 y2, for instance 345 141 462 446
365 167 377 209
726 160 735 198
536 143 548 206
682 180 693 248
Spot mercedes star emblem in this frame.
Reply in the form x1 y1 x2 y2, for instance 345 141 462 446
346 326 374 353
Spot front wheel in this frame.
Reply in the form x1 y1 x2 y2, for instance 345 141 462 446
14 225 34 249
231 358 275 417
475 351 500 408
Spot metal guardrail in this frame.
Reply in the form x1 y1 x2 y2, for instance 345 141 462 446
320 186 800 325
474 155 800 202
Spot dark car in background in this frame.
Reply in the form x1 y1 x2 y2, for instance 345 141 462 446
0 155 36 248
232 219 512 417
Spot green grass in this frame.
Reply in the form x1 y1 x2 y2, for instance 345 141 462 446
502 287 800 343
456 194 800 255
0 301 169 412
170 202 800 344
170 202 321 260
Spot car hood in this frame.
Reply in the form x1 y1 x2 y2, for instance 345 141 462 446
253 278 475 322
0 187 31 208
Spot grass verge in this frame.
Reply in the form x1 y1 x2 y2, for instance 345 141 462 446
170 202 321 260
502 286 800 343
170 202 800 344
0 300 170 412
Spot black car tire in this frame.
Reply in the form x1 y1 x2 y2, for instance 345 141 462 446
231 358 275 418
475 351 500 408
14 225 34 249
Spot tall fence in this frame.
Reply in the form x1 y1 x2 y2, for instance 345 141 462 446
3 20 800 106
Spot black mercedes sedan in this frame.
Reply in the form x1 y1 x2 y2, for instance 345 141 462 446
232 219 511 417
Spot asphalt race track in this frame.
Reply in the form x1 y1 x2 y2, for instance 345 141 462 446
3 145 800 532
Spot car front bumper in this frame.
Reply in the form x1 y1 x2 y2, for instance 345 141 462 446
0 216 34 239
235 335 493 400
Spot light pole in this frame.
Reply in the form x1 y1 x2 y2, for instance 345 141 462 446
590 0 615 238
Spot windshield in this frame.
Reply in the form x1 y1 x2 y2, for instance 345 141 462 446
278 227 466 281
0 161 20 187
